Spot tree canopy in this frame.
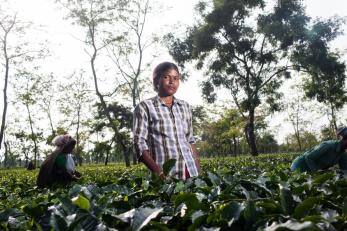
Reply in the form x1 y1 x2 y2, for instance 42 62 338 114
166 0 346 155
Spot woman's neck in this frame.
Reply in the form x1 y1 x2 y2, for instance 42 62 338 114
160 95 174 107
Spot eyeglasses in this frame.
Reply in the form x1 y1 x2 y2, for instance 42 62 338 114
162 74 180 81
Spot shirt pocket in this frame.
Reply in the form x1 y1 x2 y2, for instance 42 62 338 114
149 114 169 137
176 112 190 137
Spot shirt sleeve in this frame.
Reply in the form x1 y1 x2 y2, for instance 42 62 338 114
133 102 149 158
187 104 195 144
304 142 330 171
338 153 347 170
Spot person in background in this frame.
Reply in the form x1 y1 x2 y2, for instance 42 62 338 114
290 126 347 172
26 160 35 170
133 61 202 180
37 134 81 188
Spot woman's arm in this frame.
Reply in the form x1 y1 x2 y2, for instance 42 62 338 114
133 103 164 179
139 150 165 179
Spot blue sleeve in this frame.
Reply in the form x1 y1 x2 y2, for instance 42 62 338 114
304 143 330 171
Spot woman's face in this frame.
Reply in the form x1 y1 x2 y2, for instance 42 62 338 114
158 69 180 97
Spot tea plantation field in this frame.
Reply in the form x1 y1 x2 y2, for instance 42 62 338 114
1 153 347 230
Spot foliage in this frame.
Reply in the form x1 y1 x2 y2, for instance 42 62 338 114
192 105 209 139
165 0 345 156
1 154 347 230
256 132 279 154
282 131 319 153
197 108 277 156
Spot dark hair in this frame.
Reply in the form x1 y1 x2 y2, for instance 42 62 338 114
153 62 180 92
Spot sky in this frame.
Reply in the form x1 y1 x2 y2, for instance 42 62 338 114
4 0 347 144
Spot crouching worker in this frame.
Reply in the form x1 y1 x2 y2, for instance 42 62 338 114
37 134 82 188
290 126 347 172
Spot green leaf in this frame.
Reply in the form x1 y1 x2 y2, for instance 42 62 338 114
242 200 258 225
71 194 90 211
312 172 334 185
163 159 176 175
258 199 282 214
194 178 208 188
174 181 186 193
50 214 68 231
132 207 163 231
302 215 324 223
22 204 45 218
58 196 76 213
321 209 338 223
279 184 295 215
66 213 90 231
115 209 135 223
189 211 208 231
102 184 133 195
0 208 22 222
343 196 347 214
173 192 203 213
263 220 319 231
68 184 83 197
79 214 99 231
221 201 244 224
293 197 320 219
207 171 221 186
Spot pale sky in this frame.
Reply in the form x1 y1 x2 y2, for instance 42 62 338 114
4 0 347 144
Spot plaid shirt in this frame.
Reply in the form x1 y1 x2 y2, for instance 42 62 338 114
133 95 199 179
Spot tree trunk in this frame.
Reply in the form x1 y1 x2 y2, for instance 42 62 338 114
75 106 83 166
0 48 10 150
330 104 338 138
26 103 38 168
47 111 56 138
294 131 302 152
89 30 130 167
104 151 109 166
245 109 258 156
3 137 8 167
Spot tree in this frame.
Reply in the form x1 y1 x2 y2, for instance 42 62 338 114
166 0 345 156
57 0 136 166
105 0 158 164
256 132 278 153
36 73 58 143
58 71 93 165
106 0 156 108
283 131 318 152
198 108 245 157
91 101 133 165
0 2 47 153
320 125 334 141
298 21 346 134
192 105 208 139
219 108 246 156
13 70 45 168
57 0 160 166
284 82 314 152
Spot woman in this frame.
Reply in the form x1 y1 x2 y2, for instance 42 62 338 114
290 126 347 172
133 62 202 179
37 134 81 188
